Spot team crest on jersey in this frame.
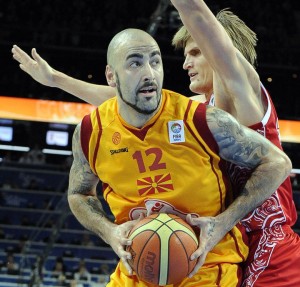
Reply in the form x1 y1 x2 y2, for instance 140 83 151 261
112 132 121 145
137 173 174 195
168 120 185 143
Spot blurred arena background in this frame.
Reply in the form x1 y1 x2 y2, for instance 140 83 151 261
0 1 300 286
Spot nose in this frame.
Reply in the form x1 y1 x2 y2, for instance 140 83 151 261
142 62 155 82
183 56 192 70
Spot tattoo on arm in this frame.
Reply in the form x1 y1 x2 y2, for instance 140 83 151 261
68 124 110 237
206 105 291 228
68 124 99 196
206 106 269 168
87 197 106 218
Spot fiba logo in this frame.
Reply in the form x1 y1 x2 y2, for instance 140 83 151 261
171 123 182 133
168 120 185 143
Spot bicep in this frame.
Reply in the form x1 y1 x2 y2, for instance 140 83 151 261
68 124 99 197
206 105 270 168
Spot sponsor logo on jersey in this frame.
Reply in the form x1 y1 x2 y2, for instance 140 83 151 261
110 147 128 155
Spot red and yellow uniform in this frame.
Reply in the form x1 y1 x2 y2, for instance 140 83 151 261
81 89 248 286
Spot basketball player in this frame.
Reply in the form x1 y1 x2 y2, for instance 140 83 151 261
11 2 300 287
67 28 291 286
169 0 300 286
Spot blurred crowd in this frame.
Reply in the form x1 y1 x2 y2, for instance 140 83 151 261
0 0 299 112
0 1 298 50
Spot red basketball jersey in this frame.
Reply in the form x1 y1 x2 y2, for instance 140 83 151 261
209 83 297 231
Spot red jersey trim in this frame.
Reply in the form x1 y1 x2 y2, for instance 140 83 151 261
185 103 224 213
191 104 232 212
126 123 155 141
184 99 193 121
229 228 247 262
92 108 102 175
193 104 219 154
80 114 93 162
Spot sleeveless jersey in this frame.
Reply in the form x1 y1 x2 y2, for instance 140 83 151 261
81 89 248 266
209 84 297 231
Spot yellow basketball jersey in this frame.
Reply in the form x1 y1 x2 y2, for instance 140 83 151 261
81 89 248 266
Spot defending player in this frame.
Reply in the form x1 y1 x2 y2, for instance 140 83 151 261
170 0 300 286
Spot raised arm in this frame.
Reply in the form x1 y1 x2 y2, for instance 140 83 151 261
171 0 264 125
187 105 292 276
68 124 138 274
12 45 114 106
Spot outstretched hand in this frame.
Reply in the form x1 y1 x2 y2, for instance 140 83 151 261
186 214 228 278
11 45 56 87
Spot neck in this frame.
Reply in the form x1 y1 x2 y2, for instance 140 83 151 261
117 100 159 128
205 90 213 101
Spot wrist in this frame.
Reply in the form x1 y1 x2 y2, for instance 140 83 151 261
52 69 66 88
95 217 116 244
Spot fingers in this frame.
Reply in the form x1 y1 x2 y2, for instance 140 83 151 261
190 234 207 262
188 253 207 278
117 237 134 275
31 48 43 63
119 237 132 247
11 46 22 63
121 257 133 275
186 213 208 259
186 213 196 225
12 45 35 65
118 246 133 275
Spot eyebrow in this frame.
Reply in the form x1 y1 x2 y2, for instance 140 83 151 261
126 50 161 61
184 47 199 58
150 50 161 58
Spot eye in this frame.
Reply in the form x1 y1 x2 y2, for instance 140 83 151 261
151 58 161 67
130 61 141 68
191 49 201 57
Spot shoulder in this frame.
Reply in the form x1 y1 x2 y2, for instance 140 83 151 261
162 88 186 98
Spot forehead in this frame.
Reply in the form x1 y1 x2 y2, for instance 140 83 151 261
122 43 161 60
184 38 199 55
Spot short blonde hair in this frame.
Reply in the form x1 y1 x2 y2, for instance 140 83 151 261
172 9 257 66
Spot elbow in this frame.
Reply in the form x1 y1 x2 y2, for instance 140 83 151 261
280 152 293 180
67 193 78 211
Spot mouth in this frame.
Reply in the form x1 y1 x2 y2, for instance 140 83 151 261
189 73 197 80
138 86 157 97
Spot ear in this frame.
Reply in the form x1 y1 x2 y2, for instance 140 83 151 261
105 65 116 87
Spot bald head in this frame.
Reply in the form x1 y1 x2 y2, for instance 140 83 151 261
104 28 164 124
107 28 160 68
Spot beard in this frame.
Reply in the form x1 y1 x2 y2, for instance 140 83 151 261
116 73 161 115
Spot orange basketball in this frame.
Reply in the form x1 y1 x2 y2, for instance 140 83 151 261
126 213 198 285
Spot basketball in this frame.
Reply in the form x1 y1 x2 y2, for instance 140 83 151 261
126 213 198 285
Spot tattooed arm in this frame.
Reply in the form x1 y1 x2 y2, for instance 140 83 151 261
187 105 292 277
206 105 291 226
68 124 139 274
